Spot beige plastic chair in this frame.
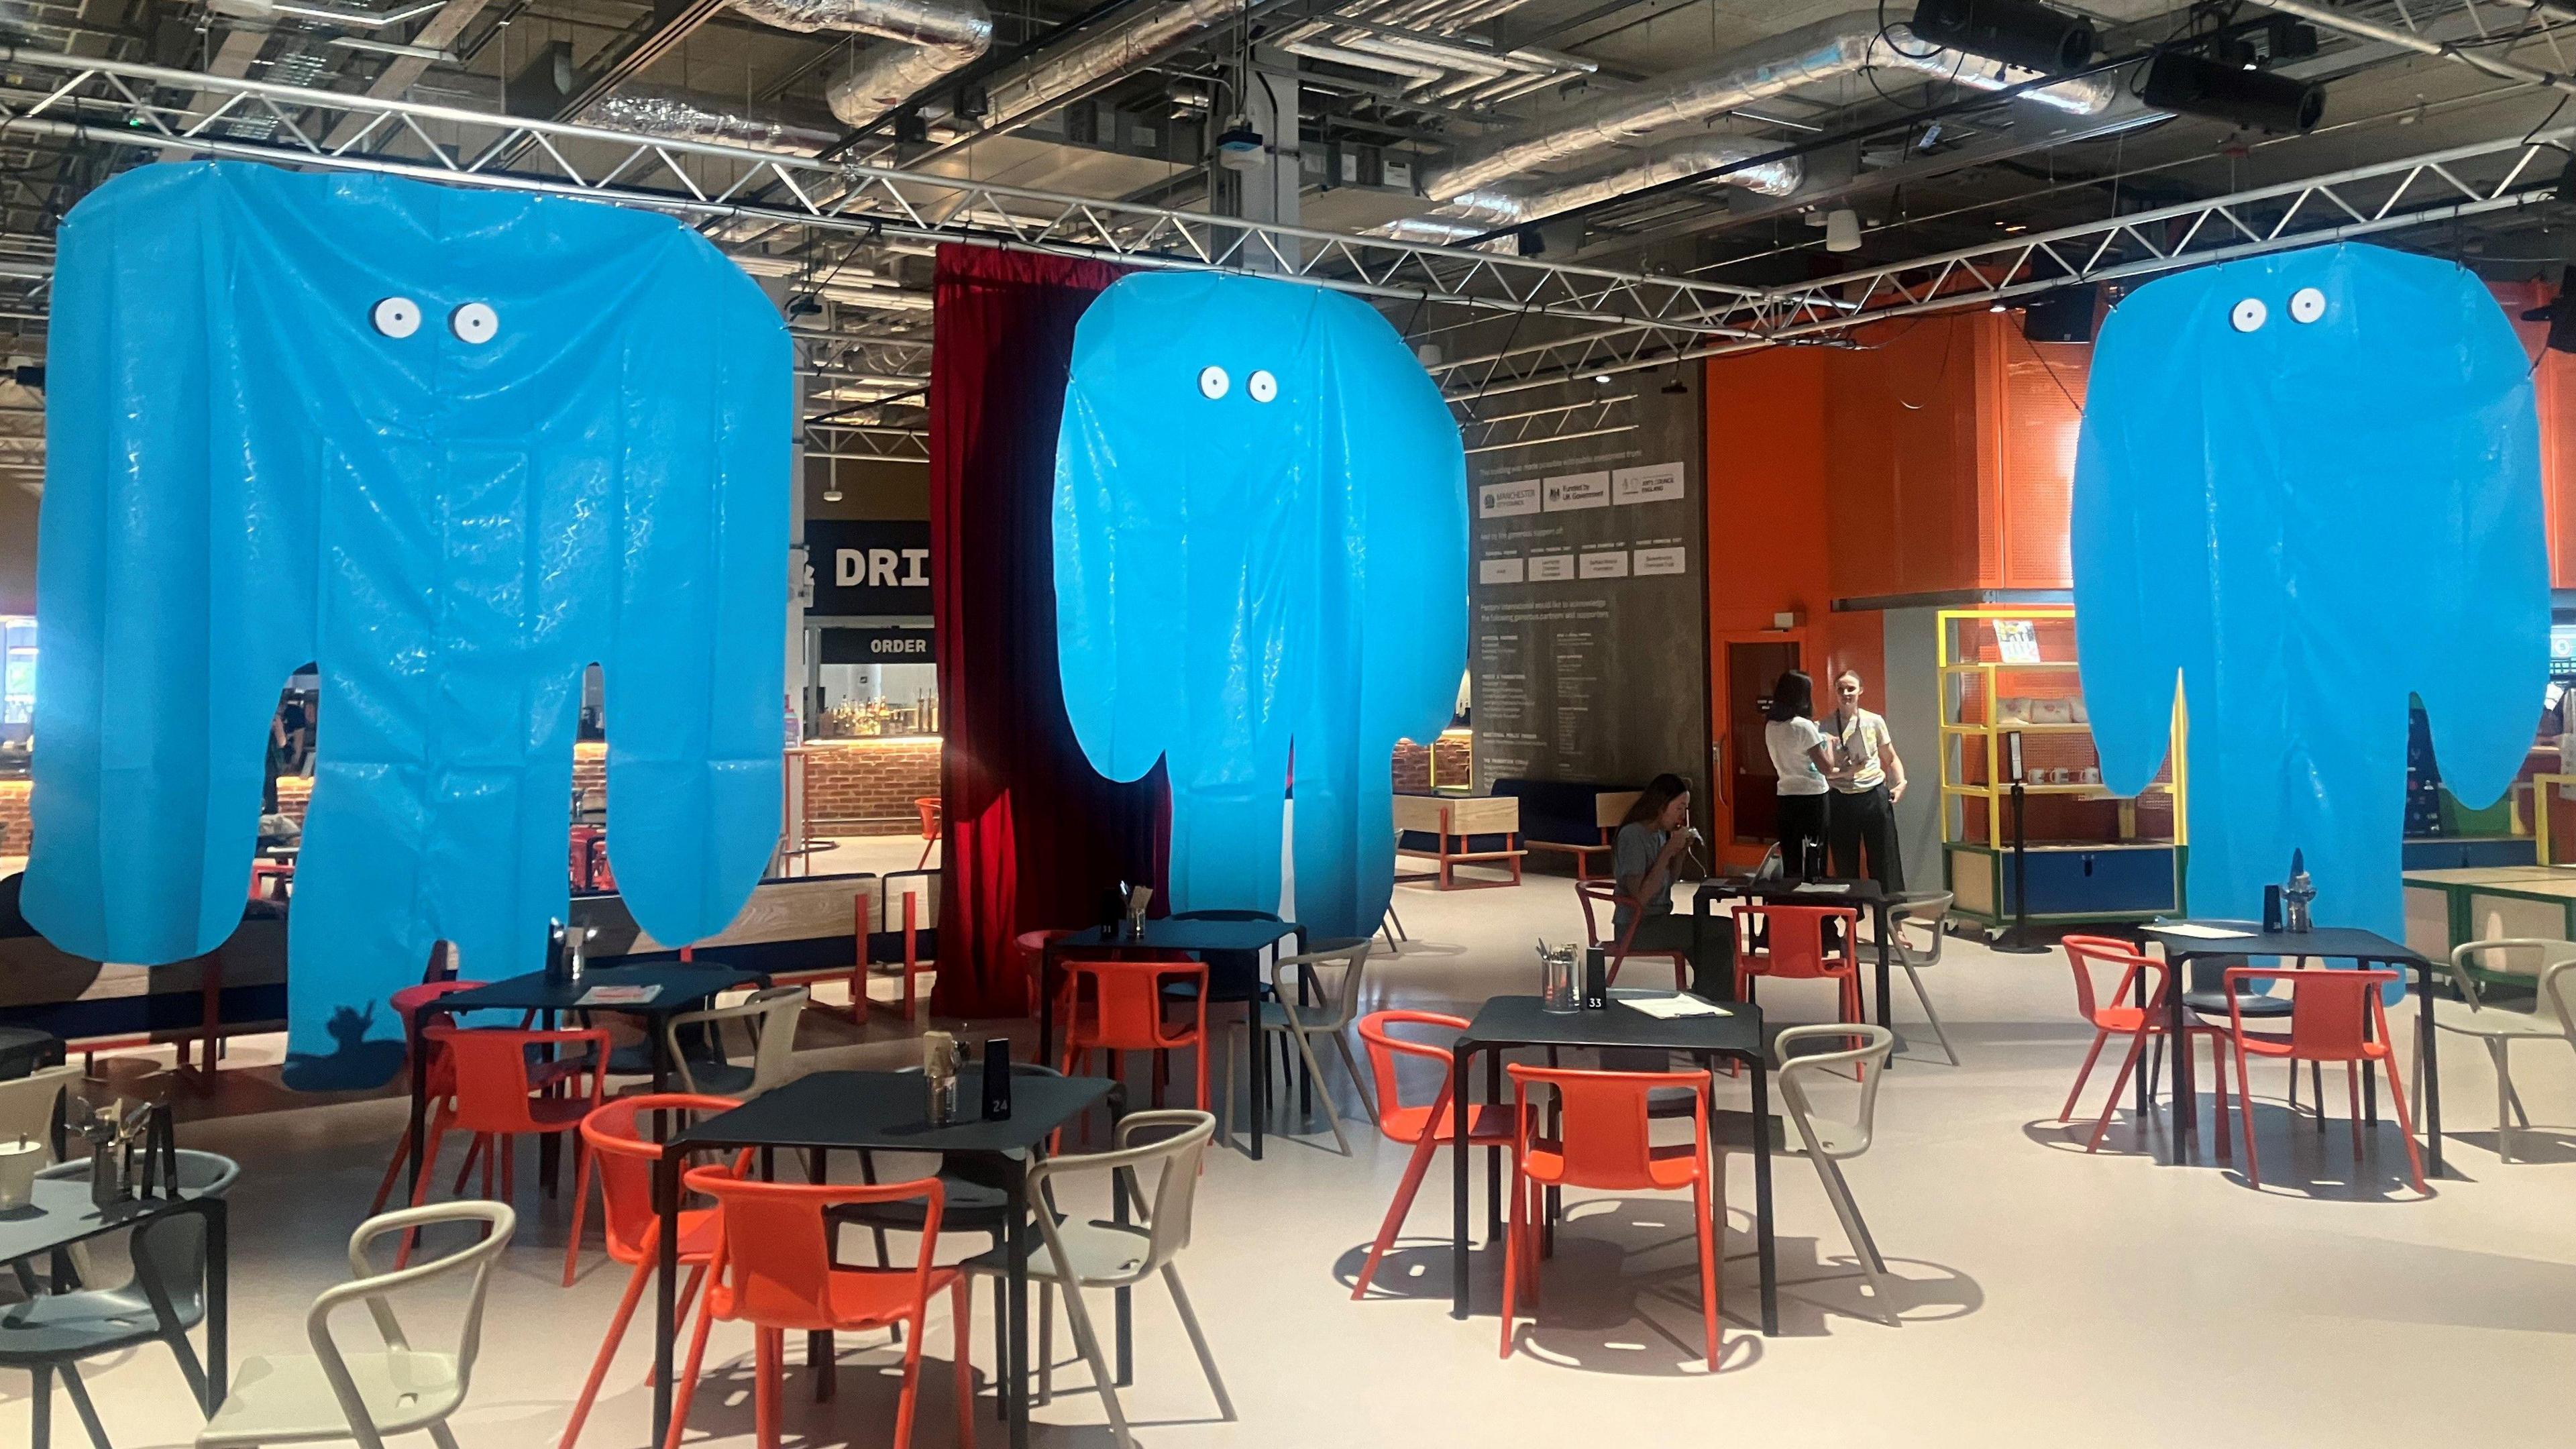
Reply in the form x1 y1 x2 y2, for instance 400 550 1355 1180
2416 938 2576 1164
1228 941 1376 1153
1713 1024 1898 1323
963 1110 1228 1449
1888 891 1960 1065
0 1061 77 1157
660 984 808 1097
196 1201 515 1449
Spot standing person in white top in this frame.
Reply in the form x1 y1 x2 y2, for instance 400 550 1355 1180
1763 669 1838 878
1825 669 1908 891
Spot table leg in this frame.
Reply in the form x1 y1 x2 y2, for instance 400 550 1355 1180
1450 1042 1472 1320
1038 947 1058 1069
2417 962 2445 1177
1250 1006 1267 1162
1485 1051 1503 1242
1006 1163 1030 1449
205 1197 228 1413
651 1152 678 1446
406 1008 432 1198
1750 1053 1776 1336
1874 903 1894 1040
808 1146 833 1402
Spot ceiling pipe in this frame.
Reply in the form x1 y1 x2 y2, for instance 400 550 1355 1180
722 0 995 129
1421 11 2119 203
1440 138 1803 225
972 0 1239 131
581 85 842 154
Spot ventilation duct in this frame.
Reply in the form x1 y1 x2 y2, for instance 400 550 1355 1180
1421 10 2118 202
975 0 1240 131
722 0 994 129
581 86 841 154
1439 139 1802 226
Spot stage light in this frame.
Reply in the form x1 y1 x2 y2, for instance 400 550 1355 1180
2141 52 2324 133
1591 374 1611 384
1909 0 2096 74
2022 283 2099 343
1215 118 1266 172
2522 268 2576 355
1825 208 1862 253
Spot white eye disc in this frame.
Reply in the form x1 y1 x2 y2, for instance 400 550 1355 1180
1248 369 1277 402
2230 297 2267 333
1197 364 1229 399
371 297 420 338
451 302 499 345
2289 286 2326 324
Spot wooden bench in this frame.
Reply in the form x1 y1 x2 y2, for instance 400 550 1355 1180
1394 794 1526 890
1499 782 1642 880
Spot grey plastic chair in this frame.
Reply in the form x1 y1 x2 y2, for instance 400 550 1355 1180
1713 1024 1898 1323
660 985 808 1097
1887 891 1960 1065
0 1061 77 1157
2415 938 2576 1163
962 1110 1228 1449
1230 941 1376 1153
3 1149 239 1449
196 1200 515 1449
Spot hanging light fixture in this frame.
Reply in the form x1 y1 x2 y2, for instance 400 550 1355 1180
1824 209 1863 253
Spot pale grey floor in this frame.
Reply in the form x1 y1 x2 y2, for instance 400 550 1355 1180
9 865 2575 1448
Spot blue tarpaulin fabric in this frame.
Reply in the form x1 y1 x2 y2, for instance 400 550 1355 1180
1052 272 1466 939
23 162 789 1087
2072 243 2548 977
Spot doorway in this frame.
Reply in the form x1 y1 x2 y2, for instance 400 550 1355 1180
1711 634 1803 868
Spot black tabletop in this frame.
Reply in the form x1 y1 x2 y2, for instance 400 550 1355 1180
433 959 770 1018
2139 920 2424 964
0 1178 215 1264
666 1069 1116 1157
1055 920 1302 955
1699 876 1888 907
1459 991 1766 1060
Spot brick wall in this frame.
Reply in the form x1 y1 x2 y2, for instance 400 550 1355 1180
1390 731 1474 793
798 739 943 835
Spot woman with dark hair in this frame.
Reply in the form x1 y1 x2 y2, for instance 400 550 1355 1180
1609 772 1725 994
1764 669 1838 877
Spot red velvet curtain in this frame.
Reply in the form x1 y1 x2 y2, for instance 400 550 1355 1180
928 246 1167 1018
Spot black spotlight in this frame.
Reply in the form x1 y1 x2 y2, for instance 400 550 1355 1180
2522 268 2576 355
2021 284 2098 343
892 107 930 144
1909 0 2097 74
2141 52 2325 133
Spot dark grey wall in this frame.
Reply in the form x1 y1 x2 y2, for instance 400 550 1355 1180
1466 374 1709 806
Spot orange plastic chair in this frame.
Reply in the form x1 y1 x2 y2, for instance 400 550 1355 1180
1574 881 1687 991
1349 1010 1522 1299
2059 935 2231 1159
247 859 294 900
663 1167 973 1449
1059 958 1211 1113
1500 1064 1720 1370
405 1024 608 1262
2221 966 2425 1193
367 979 489 1217
913 796 943 869
1733 904 1862 1023
557 1095 743 1448
1015 928 1075 1019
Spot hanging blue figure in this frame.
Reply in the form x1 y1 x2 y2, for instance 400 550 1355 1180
2073 242 2548 978
23 162 790 1088
1053 272 1467 939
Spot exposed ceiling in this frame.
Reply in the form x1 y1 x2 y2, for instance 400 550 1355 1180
2 0 2575 490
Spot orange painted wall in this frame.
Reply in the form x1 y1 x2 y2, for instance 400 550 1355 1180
1821 315 1988 600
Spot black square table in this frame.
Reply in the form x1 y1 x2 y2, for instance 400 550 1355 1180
653 1068 1120 1449
1040 920 1305 1159
1448 992 1780 1335
2136 920 2438 1173
404 957 771 1197
0 1175 229 1434
1695 876 1896 1040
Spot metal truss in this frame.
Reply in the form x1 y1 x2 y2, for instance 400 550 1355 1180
804 421 930 464
1446 119 2576 401
2249 1 2576 95
0 47 1769 337
1456 392 1637 454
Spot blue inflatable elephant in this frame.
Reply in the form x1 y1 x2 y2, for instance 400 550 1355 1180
1053 273 1467 939
2073 243 2548 972
24 162 790 1087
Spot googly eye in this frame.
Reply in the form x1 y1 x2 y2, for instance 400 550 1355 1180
370 297 420 339
2229 297 2267 333
450 302 499 345
1248 370 1277 403
2289 286 2326 324
1197 364 1229 399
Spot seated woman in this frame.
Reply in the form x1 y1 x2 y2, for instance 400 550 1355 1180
1608 772 1731 997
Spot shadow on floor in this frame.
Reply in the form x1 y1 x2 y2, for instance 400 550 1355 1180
2024 1096 2439 1201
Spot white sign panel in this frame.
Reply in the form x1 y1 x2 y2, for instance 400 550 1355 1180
1578 550 1630 579
1478 481 1542 519
1614 462 1686 506
1633 545 1688 576
1542 472 1611 512
1527 554 1576 582
1478 555 1525 585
